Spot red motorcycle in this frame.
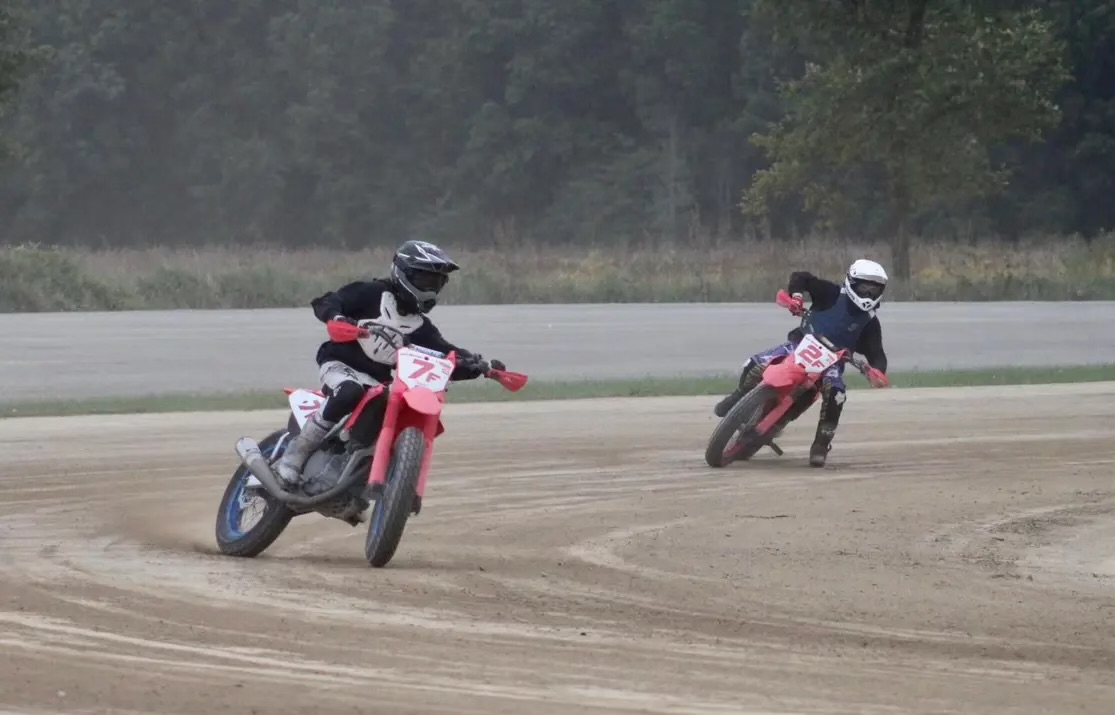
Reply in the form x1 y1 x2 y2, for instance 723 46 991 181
704 290 890 468
218 319 527 567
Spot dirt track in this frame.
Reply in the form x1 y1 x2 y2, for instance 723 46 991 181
1 383 1113 714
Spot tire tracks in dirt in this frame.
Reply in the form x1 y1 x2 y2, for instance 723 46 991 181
1 385 1113 714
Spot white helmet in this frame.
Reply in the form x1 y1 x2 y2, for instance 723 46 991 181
842 259 889 312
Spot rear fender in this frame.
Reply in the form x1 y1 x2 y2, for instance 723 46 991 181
286 388 326 429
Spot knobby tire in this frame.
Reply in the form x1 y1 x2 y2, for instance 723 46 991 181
364 426 425 567
704 385 778 468
216 429 296 557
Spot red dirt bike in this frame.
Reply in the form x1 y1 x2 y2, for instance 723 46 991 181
704 289 890 468
217 319 528 567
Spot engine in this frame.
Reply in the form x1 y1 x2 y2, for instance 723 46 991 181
300 446 374 526
301 450 348 497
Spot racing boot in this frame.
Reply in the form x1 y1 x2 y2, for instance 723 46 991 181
275 412 335 487
714 361 763 417
808 385 845 468
809 423 836 467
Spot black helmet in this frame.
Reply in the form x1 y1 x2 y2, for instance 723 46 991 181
390 240 460 313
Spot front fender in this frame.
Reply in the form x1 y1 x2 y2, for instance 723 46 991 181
401 387 446 440
402 386 445 417
761 358 807 389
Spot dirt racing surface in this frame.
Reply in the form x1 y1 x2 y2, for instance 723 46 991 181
1 383 1113 714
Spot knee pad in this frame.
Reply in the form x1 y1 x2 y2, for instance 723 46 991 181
322 380 366 422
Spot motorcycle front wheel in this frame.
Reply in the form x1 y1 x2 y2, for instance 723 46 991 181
364 426 425 567
704 385 778 467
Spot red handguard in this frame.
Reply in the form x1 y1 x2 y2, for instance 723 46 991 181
326 319 369 343
775 289 805 316
488 369 529 392
865 367 890 388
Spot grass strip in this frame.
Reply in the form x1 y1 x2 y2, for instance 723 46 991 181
4 237 1115 312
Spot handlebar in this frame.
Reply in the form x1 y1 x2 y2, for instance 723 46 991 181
836 349 889 387
454 353 528 391
325 319 529 391
328 319 413 352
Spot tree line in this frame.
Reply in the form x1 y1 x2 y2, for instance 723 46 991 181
0 0 1111 279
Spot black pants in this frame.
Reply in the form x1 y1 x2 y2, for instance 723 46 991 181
320 379 388 447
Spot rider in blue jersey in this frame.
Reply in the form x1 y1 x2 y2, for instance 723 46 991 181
714 259 890 467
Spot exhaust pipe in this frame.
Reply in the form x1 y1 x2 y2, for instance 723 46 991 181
235 437 375 508
235 438 302 504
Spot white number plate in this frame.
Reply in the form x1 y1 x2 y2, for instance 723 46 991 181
792 334 840 374
396 346 454 392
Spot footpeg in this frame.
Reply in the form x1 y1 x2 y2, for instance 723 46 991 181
768 441 784 457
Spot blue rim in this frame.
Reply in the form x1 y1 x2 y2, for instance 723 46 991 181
220 436 284 542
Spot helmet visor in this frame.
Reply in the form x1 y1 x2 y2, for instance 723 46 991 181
408 269 449 294
851 279 885 300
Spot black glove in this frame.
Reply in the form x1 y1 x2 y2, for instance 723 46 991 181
490 359 506 372
455 352 488 378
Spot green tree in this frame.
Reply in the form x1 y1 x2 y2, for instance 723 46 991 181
991 0 1115 239
3 0 1107 252
742 1 1070 280
0 0 45 156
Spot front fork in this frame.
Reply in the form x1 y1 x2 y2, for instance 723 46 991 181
366 390 440 516
781 385 821 426
752 383 820 455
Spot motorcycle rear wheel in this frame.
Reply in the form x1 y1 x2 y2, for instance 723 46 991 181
216 429 296 557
